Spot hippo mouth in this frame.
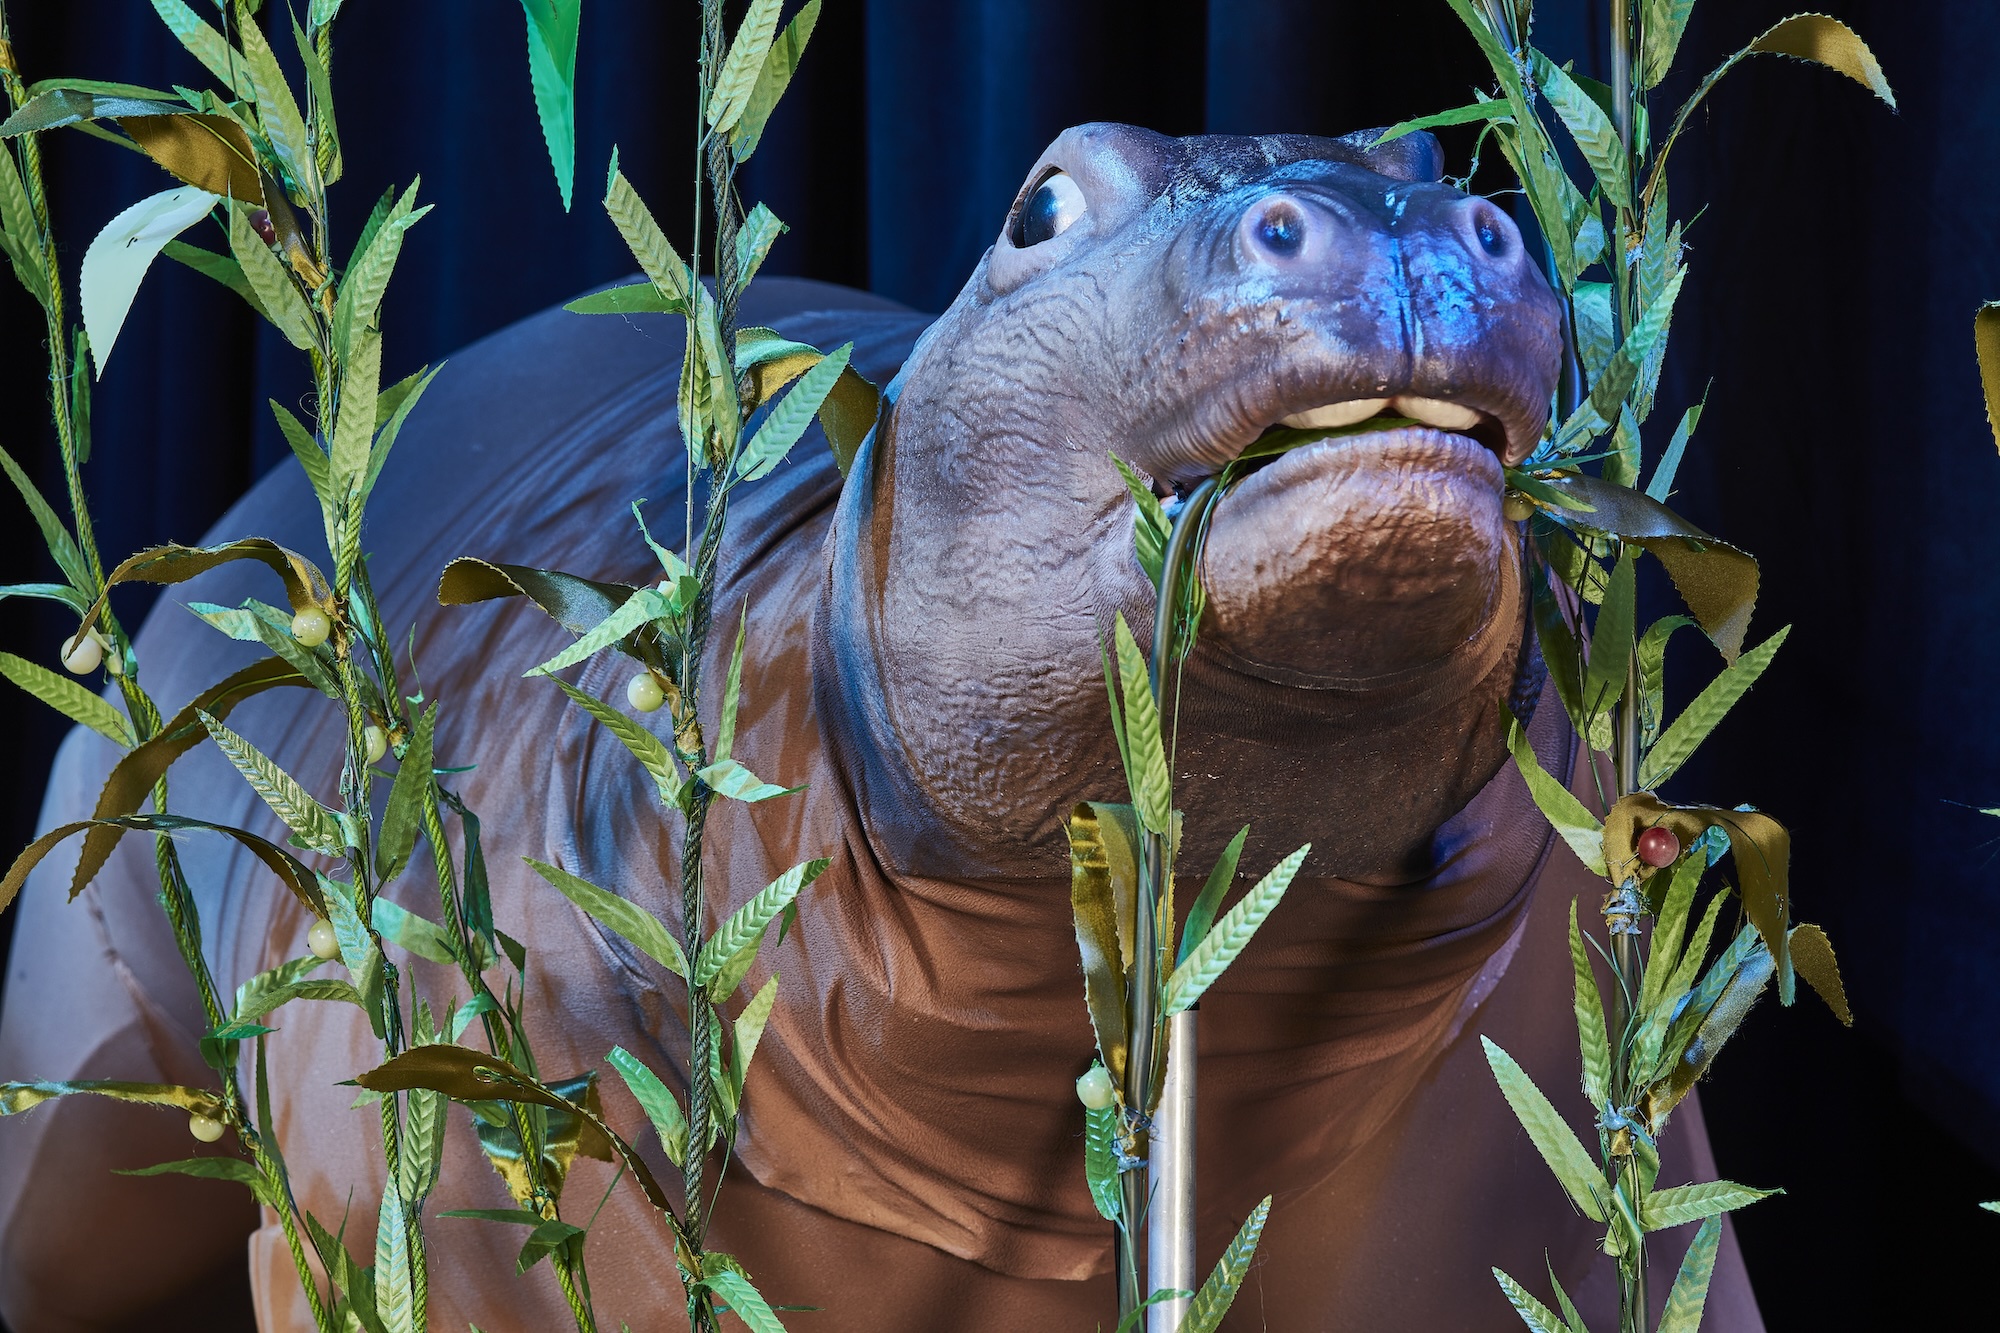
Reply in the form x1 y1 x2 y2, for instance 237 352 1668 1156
1152 391 1516 513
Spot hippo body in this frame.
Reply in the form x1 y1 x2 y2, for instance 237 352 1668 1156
1 127 1763 1331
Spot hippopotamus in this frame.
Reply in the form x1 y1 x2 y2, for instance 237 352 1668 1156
0 125 1765 1331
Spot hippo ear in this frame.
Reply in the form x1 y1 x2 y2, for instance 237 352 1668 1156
1334 128 1445 184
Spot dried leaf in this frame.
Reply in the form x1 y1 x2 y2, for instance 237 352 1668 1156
1787 922 1851 1025
1065 805 1129 1083
1977 303 2000 455
1 1078 222 1118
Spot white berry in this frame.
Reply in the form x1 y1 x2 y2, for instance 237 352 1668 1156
307 919 340 960
60 630 103 675
364 725 388 764
291 608 332 647
627 672 666 713
188 1112 225 1143
1076 1065 1117 1109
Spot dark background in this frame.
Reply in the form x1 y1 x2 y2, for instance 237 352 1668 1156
1 1 1995 1328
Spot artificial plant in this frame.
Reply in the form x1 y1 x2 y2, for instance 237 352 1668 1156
1384 1 1894 1328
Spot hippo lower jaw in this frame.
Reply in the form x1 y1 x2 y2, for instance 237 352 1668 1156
1187 415 1516 689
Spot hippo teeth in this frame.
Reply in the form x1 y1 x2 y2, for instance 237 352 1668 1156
1389 395 1482 431
1278 399 1390 430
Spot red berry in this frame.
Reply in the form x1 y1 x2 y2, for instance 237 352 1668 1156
250 209 277 246
1636 826 1680 868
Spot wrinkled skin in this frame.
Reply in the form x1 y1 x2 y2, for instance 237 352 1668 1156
835 124 1557 884
0 127 1763 1331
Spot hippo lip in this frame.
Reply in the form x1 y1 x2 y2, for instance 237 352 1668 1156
1153 394 1511 502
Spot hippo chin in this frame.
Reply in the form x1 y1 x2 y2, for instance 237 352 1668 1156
0 126 1763 1331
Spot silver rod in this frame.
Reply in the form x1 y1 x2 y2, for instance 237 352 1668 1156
1147 1007 1198 1332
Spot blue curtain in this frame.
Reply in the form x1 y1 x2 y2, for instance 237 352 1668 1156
1 1 1996 1324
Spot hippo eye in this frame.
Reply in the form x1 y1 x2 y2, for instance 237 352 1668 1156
1014 170 1087 248
1476 216 1507 256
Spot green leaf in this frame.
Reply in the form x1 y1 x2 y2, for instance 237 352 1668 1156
525 857 688 978
1178 1196 1271 1333
148 0 247 95
714 605 748 765
334 181 425 360
1568 902 1610 1111
1640 0 1697 90
1978 302 2000 456
1640 1180 1777 1231
399 1086 447 1202
1114 1289 1192 1333
734 203 786 289
608 1045 689 1168
1649 391 1705 503
1177 825 1247 968
704 1267 787 1333
1111 613 1171 835
730 0 820 159
234 977 361 1023
565 280 683 316
1373 96 1510 145
518 0 583 209
1480 1037 1606 1222
1164 843 1306 1016
80 185 218 376
696 860 828 987
695 757 798 804
0 650 132 745
728 973 781 1106
304 1211 387 1333
197 709 343 854
1112 455 1170 585
0 443 91 596
374 1187 417 1333
375 703 436 884
291 13 341 184
1083 1097 1120 1222
736 343 854 481
1636 614 1695 747
707 0 785 135
269 399 331 506
528 584 670 676
331 327 382 502
542 672 684 806
1638 850 1706 1016
1506 719 1607 875
1656 1216 1723 1333
363 364 442 509
1491 1268 1569 1333
228 202 316 352
1638 626 1788 789
1582 547 1635 727
117 1155 276 1206
513 1218 585 1274
1531 51 1629 211
603 166 689 304
233 9 309 188
371 897 457 967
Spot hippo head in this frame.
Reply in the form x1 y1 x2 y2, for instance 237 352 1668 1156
818 123 1564 881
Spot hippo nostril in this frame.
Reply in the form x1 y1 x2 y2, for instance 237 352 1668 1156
1472 205 1511 258
1254 200 1307 257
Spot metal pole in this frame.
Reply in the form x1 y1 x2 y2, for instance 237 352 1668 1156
1147 1007 1198 1332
